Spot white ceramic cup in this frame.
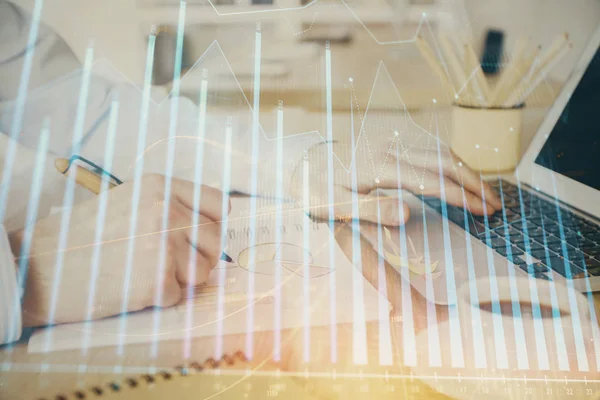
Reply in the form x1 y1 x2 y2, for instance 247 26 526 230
455 276 597 397
451 104 523 173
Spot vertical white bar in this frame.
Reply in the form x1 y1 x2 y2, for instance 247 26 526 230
375 198 393 366
565 233 600 370
588 293 600 371
443 124 487 368
325 41 338 364
528 196 571 370
43 46 94 352
273 101 284 361
0 0 45 220
419 202 442 367
433 116 464 368
245 23 262 360
214 118 233 359
477 177 509 369
152 0 187 357
302 158 311 363
0 0 44 342
539 214 570 370
348 185 367 364
183 71 209 359
12 122 51 343
494 180 530 370
82 96 120 355
393 138 417 367
117 31 157 355
547 175 589 371
347 106 367 365
458 192 488 369
512 179 550 370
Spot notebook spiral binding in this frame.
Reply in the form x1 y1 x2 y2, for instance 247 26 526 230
42 351 248 400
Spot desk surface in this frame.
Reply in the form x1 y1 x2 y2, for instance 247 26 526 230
1 220 599 400
1 103 598 399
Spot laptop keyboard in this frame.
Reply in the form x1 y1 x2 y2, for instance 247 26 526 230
420 180 600 282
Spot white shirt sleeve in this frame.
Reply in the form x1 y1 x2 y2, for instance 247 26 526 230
0 1 321 345
1 0 322 200
0 224 21 345
0 1 82 103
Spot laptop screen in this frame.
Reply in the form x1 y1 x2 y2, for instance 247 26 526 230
534 45 600 191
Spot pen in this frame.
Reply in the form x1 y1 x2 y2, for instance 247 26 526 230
54 157 234 263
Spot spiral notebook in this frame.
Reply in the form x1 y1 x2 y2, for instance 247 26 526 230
49 352 315 400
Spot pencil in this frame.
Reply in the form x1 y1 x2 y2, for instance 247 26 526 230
55 158 234 263
415 35 455 98
511 43 572 106
464 43 491 105
488 36 529 106
527 33 569 85
503 45 542 107
54 158 111 195
506 35 568 107
438 34 468 103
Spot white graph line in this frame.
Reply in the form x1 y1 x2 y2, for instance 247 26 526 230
205 0 483 98
32 4 497 183
154 3 483 172
79 41 443 180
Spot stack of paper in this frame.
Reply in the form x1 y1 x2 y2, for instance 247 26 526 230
28 197 389 353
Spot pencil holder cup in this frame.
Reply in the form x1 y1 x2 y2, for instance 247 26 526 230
451 104 523 173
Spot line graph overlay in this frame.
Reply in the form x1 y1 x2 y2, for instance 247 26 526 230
13 2 507 194
67 40 448 189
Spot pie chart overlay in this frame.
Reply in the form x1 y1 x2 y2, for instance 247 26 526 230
237 243 334 278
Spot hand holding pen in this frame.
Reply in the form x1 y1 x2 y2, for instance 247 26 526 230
9 157 231 328
55 156 233 263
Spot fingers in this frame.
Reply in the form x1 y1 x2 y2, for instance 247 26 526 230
438 180 496 215
174 248 212 287
175 213 222 287
441 154 502 210
380 150 500 215
170 177 229 221
188 215 222 267
155 274 183 308
310 190 410 226
411 169 495 216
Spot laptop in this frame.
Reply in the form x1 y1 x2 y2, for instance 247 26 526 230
386 27 600 305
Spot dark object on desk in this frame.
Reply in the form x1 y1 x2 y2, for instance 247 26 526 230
481 29 505 75
299 24 353 44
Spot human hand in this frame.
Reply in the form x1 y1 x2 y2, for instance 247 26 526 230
10 174 229 327
291 142 501 225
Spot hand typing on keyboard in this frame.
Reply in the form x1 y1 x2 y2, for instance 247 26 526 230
423 179 600 282
292 143 502 226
